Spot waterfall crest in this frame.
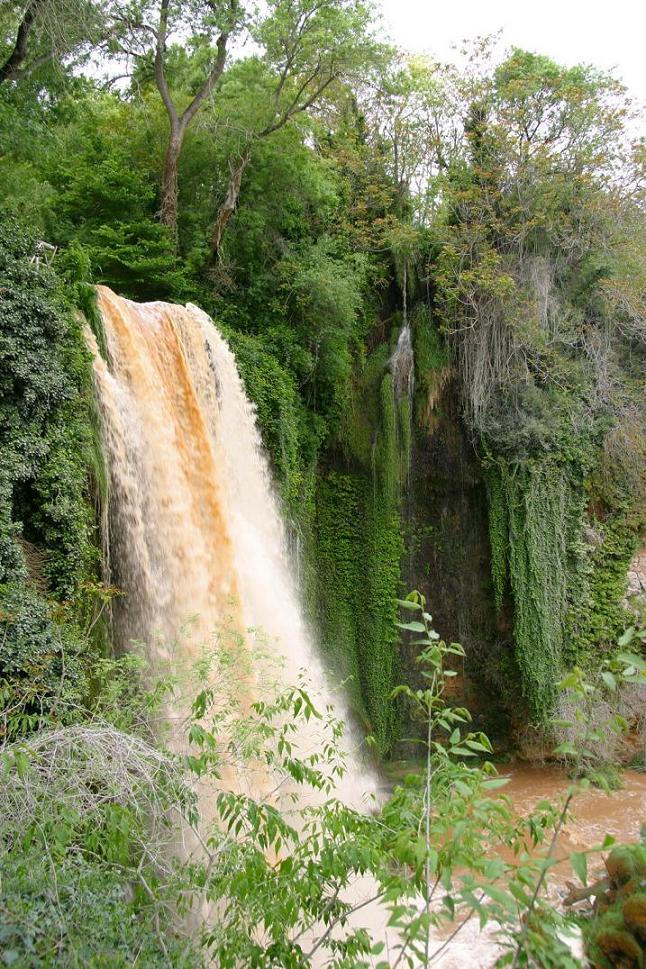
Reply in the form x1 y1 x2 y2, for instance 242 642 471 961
89 286 375 810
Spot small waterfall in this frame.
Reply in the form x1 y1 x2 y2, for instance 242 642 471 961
390 323 414 402
390 323 415 492
89 286 376 812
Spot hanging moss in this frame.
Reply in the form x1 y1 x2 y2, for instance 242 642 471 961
485 458 585 721
338 344 390 466
376 373 398 504
313 467 402 753
485 463 509 612
567 467 642 663
358 499 402 748
312 358 408 755
313 471 364 704
397 395 412 488
412 304 451 432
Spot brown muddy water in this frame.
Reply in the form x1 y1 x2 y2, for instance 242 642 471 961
432 765 646 967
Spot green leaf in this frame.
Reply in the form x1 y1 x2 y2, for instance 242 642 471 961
395 621 427 633
483 884 515 910
571 852 587 886
617 650 646 671
453 779 472 797
396 599 422 611
481 777 510 790
464 739 492 753
508 881 532 907
601 671 617 692
554 742 577 757
617 628 636 647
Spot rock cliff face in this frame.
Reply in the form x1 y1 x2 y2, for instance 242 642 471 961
397 377 512 747
626 546 646 605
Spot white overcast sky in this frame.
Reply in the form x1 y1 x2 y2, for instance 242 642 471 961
378 0 646 103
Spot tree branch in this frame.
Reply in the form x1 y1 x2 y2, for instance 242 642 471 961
154 0 177 125
261 70 338 137
0 0 46 85
180 24 230 127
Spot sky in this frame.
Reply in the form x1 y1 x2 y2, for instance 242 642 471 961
378 0 646 103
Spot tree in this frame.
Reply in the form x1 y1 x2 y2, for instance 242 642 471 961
0 0 112 85
107 0 379 242
432 48 640 443
209 0 382 257
151 0 241 232
105 0 244 234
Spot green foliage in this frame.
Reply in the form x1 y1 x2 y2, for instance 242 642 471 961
485 458 586 721
411 303 451 430
314 358 412 753
314 469 402 752
485 463 509 612
554 629 646 780
0 219 96 595
567 456 644 663
276 238 370 426
430 45 645 730
0 594 644 968
0 848 194 969
83 221 187 300
314 471 364 694
0 582 83 738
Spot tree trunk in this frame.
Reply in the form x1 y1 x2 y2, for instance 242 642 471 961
0 0 43 85
211 145 252 257
160 120 185 234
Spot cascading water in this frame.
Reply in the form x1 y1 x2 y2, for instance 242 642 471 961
86 286 637 968
86 286 399 963
389 321 415 499
89 285 376 809
390 323 414 402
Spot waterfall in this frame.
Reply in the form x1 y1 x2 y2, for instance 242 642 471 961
390 323 414 402
87 286 487 966
390 323 415 495
88 286 376 811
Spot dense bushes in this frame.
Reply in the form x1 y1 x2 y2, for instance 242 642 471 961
0 221 97 595
0 582 84 738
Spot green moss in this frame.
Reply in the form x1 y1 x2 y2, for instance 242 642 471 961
314 471 364 703
376 373 398 504
484 457 585 721
397 394 412 488
412 304 451 429
485 463 509 612
568 469 642 663
313 368 408 754
339 344 390 466
313 469 402 753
